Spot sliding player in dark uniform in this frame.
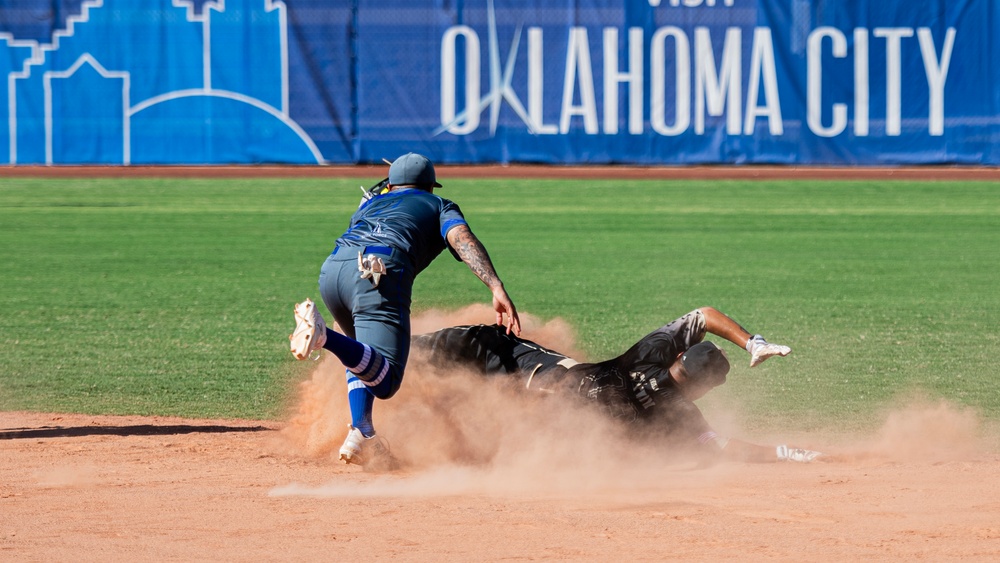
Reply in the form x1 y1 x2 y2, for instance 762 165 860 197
414 307 820 463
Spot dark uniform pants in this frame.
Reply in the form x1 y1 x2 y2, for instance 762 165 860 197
413 325 577 392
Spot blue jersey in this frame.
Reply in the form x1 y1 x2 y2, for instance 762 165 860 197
335 188 467 274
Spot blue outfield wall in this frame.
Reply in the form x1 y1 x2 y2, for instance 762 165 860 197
0 0 997 166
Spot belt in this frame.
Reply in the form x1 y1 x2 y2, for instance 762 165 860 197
332 245 393 257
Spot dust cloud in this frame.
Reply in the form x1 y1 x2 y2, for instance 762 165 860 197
830 396 987 464
277 306 707 497
275 307 993 498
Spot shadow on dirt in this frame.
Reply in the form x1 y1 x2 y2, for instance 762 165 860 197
0 424 273 440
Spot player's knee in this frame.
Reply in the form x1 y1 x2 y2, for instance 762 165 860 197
367 368 403 400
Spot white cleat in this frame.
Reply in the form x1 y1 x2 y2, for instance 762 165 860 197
746 335 791 367
339 426 397 471
289 298 327 360
776 445 822 462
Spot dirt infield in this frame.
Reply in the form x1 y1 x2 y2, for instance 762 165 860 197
4 307 1000 560
3 392 999 560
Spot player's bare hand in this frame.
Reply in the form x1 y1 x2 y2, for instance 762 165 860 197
492 288 521 336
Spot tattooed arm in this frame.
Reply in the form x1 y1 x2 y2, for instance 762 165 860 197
446 224 521 335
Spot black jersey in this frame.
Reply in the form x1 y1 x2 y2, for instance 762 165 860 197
571 309 706 419
565 310 717 444
413 309 719 445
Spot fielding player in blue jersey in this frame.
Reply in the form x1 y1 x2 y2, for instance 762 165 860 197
415 307 821 464
290 153 521 469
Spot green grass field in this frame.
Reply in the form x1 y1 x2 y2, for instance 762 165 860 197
1 176 998 433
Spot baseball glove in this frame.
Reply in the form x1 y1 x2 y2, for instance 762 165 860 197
360 177 390 202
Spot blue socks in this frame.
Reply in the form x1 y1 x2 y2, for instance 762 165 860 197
346 375 376 437
322 328 366 367
323 328 392 438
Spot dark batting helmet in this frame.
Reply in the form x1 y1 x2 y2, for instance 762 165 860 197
681 341 730 388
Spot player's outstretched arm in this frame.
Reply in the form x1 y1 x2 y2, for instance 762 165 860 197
699 307 791 367
447 224 521 335
719 438 781 463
